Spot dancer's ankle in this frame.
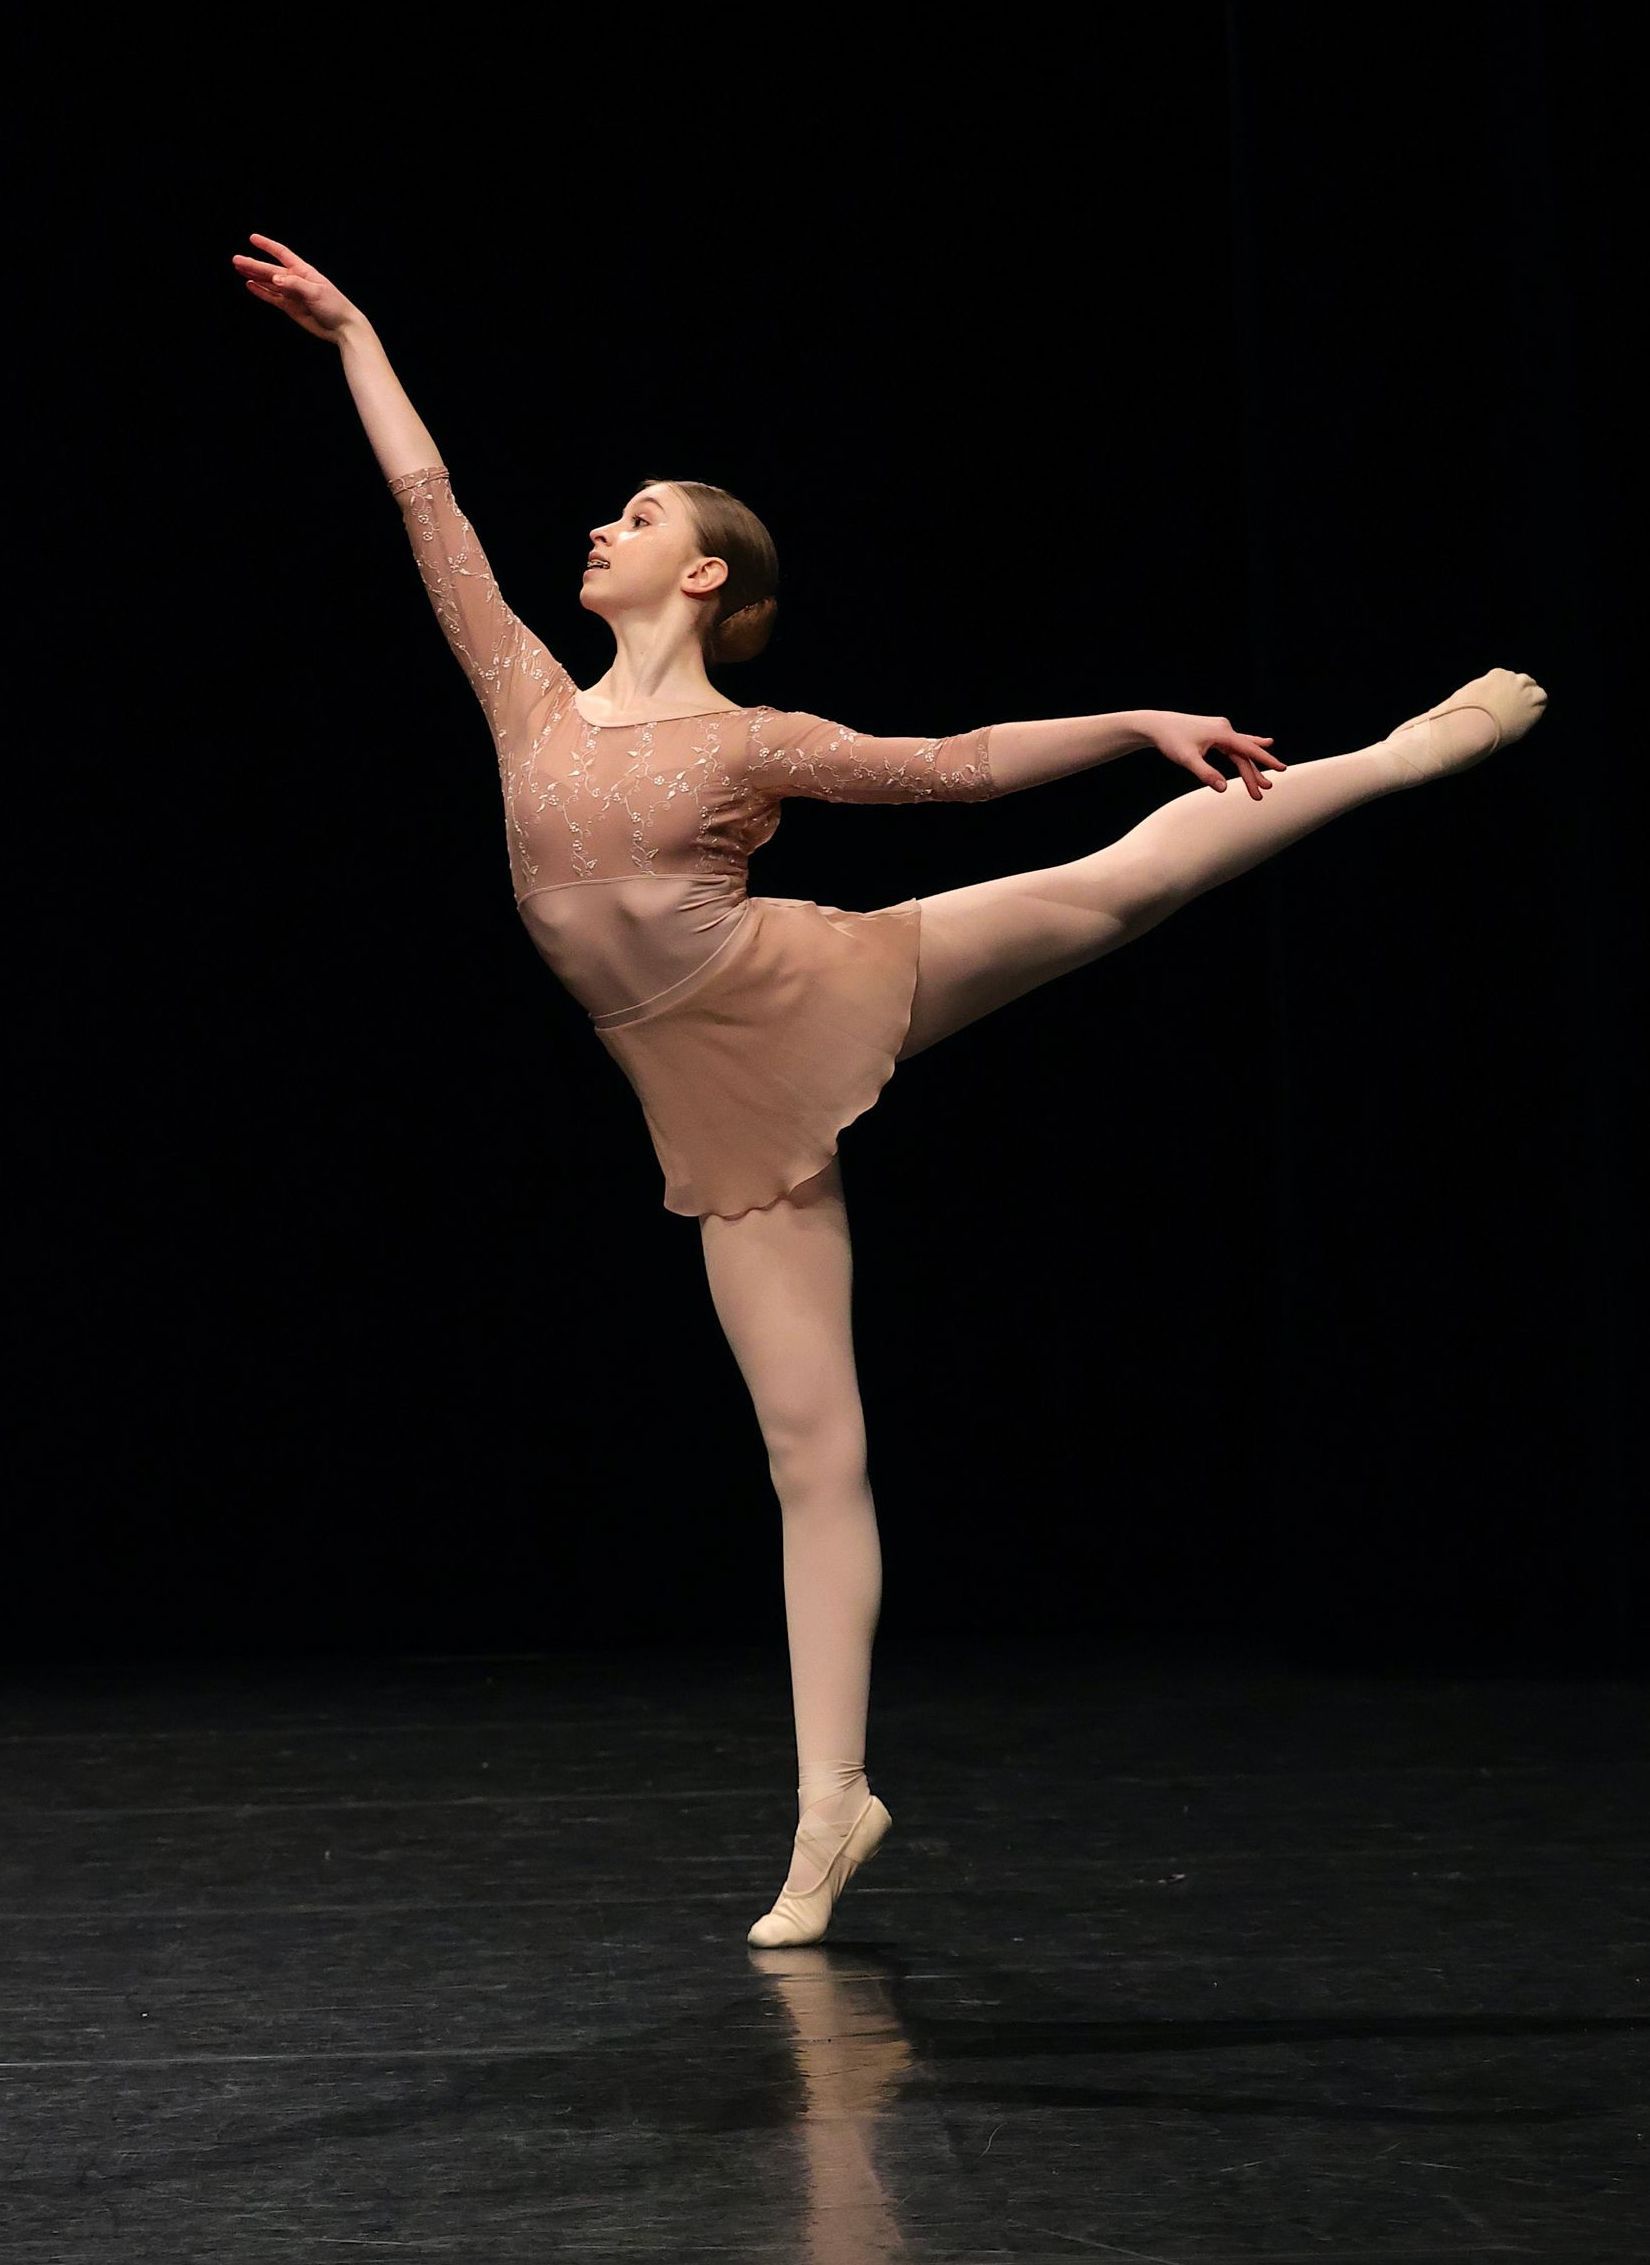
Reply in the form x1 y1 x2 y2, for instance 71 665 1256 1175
798 1764 870 1831
1384 707 1499 789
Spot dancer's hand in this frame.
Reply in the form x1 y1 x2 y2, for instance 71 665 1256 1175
1142 712 1285 800
230 235 362 342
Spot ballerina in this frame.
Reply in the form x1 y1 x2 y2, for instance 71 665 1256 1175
231 232 1548 1947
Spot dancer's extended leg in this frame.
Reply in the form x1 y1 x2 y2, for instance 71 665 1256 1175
698 1155 890 1939
897 670 1547 1062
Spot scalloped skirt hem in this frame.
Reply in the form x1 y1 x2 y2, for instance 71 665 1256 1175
591 894 923 1219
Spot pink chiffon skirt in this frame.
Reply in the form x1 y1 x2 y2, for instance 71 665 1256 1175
590 894 923 1219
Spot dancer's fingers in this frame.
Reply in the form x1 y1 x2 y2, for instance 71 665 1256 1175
1239 734 1285 769
1239 748 1284 786
1203 734 1274 798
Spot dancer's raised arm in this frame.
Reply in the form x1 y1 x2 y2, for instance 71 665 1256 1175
231 233 572 742
230 233 440 482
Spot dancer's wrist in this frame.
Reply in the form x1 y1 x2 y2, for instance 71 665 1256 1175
983 711 1159 793
333 308 377 351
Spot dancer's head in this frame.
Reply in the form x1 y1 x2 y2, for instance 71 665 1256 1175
580 479 778 665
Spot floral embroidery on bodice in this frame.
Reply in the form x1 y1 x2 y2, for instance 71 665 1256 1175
387 466 996 1016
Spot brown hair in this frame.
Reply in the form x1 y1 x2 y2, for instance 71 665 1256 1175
643 476 779 665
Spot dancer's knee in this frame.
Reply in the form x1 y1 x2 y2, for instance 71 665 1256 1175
1073 841 1187 928
768 1408 871 1510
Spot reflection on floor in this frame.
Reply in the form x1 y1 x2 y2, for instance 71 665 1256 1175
2 1633 1646 2261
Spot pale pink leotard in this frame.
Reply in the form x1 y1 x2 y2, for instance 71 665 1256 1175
388 467 997 1020
388 466 998 1214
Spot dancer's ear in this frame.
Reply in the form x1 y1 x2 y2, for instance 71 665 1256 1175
681 554 730 599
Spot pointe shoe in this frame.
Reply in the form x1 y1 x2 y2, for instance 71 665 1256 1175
746 1792 893 1947
1386 667 1548 785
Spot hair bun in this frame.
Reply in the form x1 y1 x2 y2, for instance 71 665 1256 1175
709 595 777 665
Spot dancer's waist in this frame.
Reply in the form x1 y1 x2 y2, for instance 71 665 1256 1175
514 874 751 1021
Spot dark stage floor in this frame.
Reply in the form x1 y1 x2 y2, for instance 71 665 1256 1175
2 1635 1645 2260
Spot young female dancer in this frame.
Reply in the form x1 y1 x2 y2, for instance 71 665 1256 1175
232 233 1548 1947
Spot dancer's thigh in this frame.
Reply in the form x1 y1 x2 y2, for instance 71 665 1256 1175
897 846 1171 1063
698 1153 868 1478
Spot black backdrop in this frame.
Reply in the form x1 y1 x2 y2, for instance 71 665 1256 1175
12 8 1640 1669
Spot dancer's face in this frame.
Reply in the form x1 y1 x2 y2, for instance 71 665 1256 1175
580 485 726 623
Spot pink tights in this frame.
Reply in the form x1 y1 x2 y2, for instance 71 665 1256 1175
700 1156 880 1886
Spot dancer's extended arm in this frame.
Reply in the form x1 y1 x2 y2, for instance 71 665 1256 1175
991 710 1282 797
976 711 1159 793
746 708 1281 803
744 708 1159 804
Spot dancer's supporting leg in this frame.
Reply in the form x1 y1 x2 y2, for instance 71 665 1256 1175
699 1154 882 1905
897 673 1546 1061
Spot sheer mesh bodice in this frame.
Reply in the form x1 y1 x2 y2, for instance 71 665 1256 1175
388 467 998 1018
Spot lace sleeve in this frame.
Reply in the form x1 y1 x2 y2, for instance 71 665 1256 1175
387 465 574 740
742 710 997 804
